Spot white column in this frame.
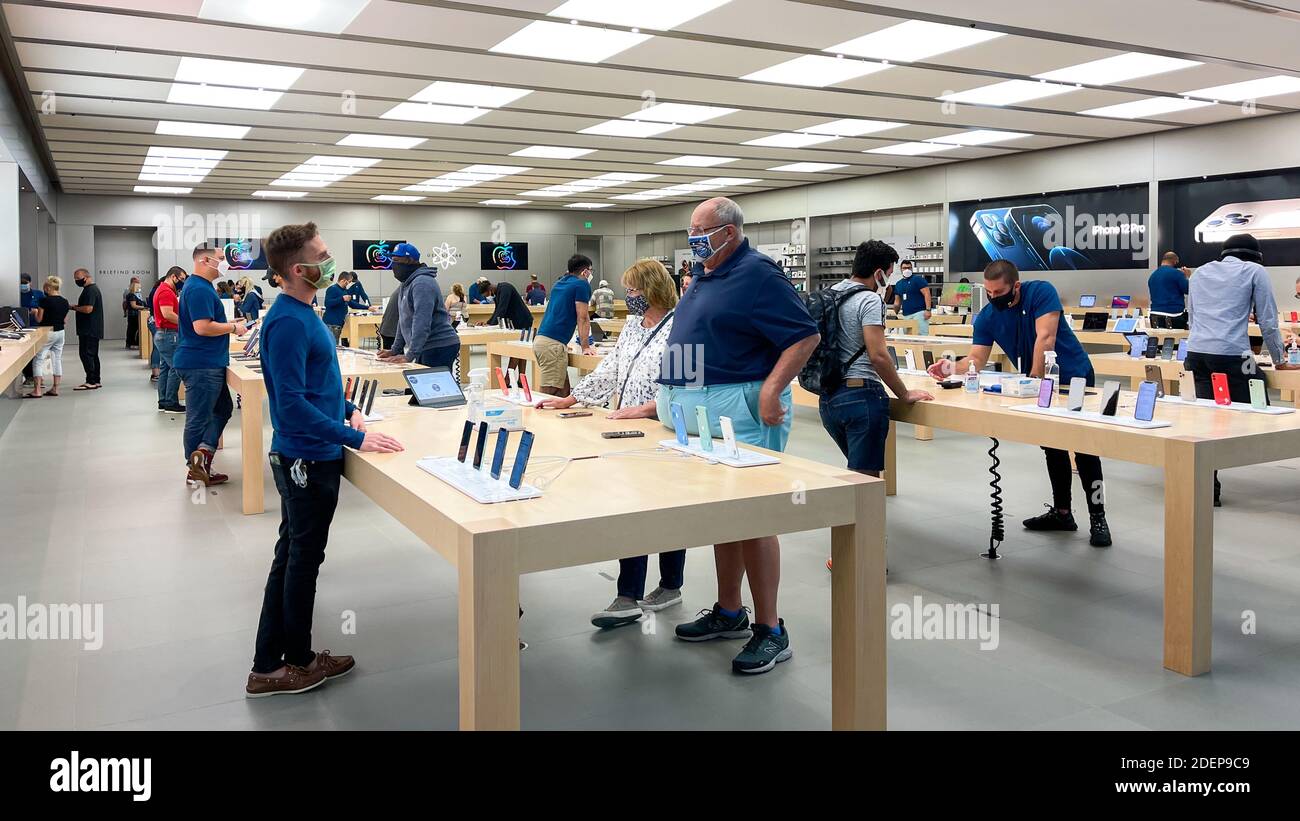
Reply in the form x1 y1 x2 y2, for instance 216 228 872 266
0 162 18 307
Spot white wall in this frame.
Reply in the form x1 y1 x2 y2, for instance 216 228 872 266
630 111 1300 307
54 196 636 307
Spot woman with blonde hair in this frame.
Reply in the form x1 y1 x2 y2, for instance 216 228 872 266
25 276 70 398
444 282 468 320
237 275 265 321
538 259 686 628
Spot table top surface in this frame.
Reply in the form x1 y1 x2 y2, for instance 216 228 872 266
1090 352 1300 386
227 350 419 384
0 327 48 376
346 394 869 540
488 339 611 363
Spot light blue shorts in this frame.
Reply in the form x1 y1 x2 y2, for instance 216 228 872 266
656 381 793 453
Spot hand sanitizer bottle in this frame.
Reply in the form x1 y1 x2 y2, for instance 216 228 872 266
963 360 980 393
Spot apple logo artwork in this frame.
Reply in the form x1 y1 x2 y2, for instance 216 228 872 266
366 241 393 270
492 242 517 270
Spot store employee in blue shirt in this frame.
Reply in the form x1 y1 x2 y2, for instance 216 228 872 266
927 260 1112 548
321 271 355 343
246 221 403 699
891 260 931 334
660 196 820 675
1147 251 1191 329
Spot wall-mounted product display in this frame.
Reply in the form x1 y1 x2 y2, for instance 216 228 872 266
757 243 808 292
949 184 1150 274
351 239 407 270
808 206 943 291
215 237 267 271
1158 167 1300 267
480 241 529 271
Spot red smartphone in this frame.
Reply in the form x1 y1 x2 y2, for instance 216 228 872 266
494 367 508 391
519 373 532 402
1211 372 1231 406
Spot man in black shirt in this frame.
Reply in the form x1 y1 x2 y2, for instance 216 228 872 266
70 267 105 389
479 279 532 374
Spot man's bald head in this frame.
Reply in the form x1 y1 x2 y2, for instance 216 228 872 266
693 197 744 232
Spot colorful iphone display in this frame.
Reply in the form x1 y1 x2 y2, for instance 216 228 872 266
669 402 689 446
490 428 510 480
1100 381 1121 416
457 420 473 462
694 405 712 452
509 431 534 490
719 416 738 458
472 421 488 469
1144 365 1165 398
1067 377 1086 411
1180 371 1197 402
1211 373 1232 406
1037 377 1055 408
903 350 916 371
1248 378 1268 410
1134 381 1158 422
519 373 532 402
494 367 508 391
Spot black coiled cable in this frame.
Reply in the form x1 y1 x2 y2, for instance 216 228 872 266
983 437 1004 560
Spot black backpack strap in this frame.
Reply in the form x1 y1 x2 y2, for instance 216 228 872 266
833 284 872 371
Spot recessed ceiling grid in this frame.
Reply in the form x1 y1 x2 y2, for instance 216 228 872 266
2 0 1297 210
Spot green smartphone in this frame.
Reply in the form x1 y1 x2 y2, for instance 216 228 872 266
695 405 712 452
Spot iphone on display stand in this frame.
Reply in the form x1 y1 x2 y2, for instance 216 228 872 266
519 373 532 402
1249 378 1268 409
904 350 916 371
1100 381 1121 416
494 367 508 391
719 416 738 458
490 428 510 480
1144 365 1165 398
1134 381 1158 422
887 346 899 369
509 431 534 490
1180 371 1197 402
1160 338 1175 360
1176 339 1188 362
1067 377 1086 411
456 420 473 462
472 421 488 469
670 402 689 446
1211 373 1232 405
923 350 935 369
1037 377 1054 408
695 405 713 452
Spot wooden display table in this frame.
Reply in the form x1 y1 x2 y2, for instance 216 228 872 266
343 394 886 730
342 312 384 349
456 326 528 382
225 352 419 515
485 339 606 388
884 371 1300 677
927 314 969 325
137 311 152 362
1090 352 1300 400
1 327 49 389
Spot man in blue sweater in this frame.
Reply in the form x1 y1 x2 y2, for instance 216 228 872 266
246 222 403 698
1147 251 1191 329
378 243 461 373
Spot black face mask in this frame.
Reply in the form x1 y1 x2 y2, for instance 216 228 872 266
988 287 1017 311
75 278 87 287
392 261 419 282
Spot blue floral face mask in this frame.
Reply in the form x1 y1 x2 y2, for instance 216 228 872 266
687 226 729 261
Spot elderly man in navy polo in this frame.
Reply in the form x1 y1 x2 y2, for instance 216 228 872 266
659 196 820 674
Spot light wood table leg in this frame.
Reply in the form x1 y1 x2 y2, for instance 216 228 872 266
235 378 265 516
487 350 503 381
458 532 520 730
913 425 933 441
884 421 897 497
139 313 151 362
1163 439 1214 675
459 346 472 384
830 478 887 730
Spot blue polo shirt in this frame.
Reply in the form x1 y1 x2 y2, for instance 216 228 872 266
973 280 1093 385
173 276 230 370
661 239 818 386
1147 265 1189 314
894 274 928 315
537 274 592 344
322 283 349 326
21 286 42 310
261 294 364 461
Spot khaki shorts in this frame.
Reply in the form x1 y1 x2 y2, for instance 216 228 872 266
533 335 570 389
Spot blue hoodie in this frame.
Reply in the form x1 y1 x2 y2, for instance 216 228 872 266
392 265 459 356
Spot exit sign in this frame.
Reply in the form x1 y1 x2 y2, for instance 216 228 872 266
584 221 593 229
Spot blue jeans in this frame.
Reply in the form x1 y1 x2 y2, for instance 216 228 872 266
154 330 180 406
175 367 233 459
617 551 686 601
416 342 461 380
818 380 892 473
905 310 930 336
148 317 161 369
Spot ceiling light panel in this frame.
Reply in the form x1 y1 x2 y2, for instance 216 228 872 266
767 162 847 172
798 119 904 137
253 190 308 198
166 57 303 110
866 142 958 156
134 185 192 194
409 80 532 108
1034 53 1202 85
565 202 614 208
337 134 426 149
138 146 226 182
511 146 594 159
403 164 529 192
925 129 1031 146
490 20 651 63
1184 75 1300 101
379 102 490 124
547 0 733 30
579 119 681 138
1080 97 1215 119
270 155 379 187
828 20 1004 63
938 80 1078 106
156 121 249 139
198 0 371 34
657 156 739 167
742 54 889 87
481 199 531 206
743 132 837 148
372 195 425 202
629 103 738 124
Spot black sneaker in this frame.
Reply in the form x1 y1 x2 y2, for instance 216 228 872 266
732 619 792 674
1089 512 1112 547
1022 505 1078 532
157 402 166 413
675 603 751 642
163 403 187 414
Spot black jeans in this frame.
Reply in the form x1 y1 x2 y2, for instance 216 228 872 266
1185 351 1264 498
252 455 343 674
1150 311 1188 330
381 334 394 350
1043 448 1105 516
125 313 140 347
78 335 101 384
617 551 687 601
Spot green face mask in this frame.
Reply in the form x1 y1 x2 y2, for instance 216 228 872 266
298 256 337 290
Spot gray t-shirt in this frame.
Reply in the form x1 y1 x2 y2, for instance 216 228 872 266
831 279 884 383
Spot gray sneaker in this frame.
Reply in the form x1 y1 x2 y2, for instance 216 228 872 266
591 596 643 629
638 586 682 612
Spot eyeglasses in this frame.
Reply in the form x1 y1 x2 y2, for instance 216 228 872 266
688 224 728 235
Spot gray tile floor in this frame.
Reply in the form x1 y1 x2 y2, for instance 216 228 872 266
3 342 1300 730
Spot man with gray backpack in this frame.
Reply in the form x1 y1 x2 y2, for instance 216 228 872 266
800 239 933 567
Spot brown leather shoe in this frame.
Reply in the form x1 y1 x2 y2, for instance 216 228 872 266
307 650 355 680
245 664 326 698
202 448 229 485
187 448 211 485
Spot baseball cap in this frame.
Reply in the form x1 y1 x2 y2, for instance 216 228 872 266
392 242 421 260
